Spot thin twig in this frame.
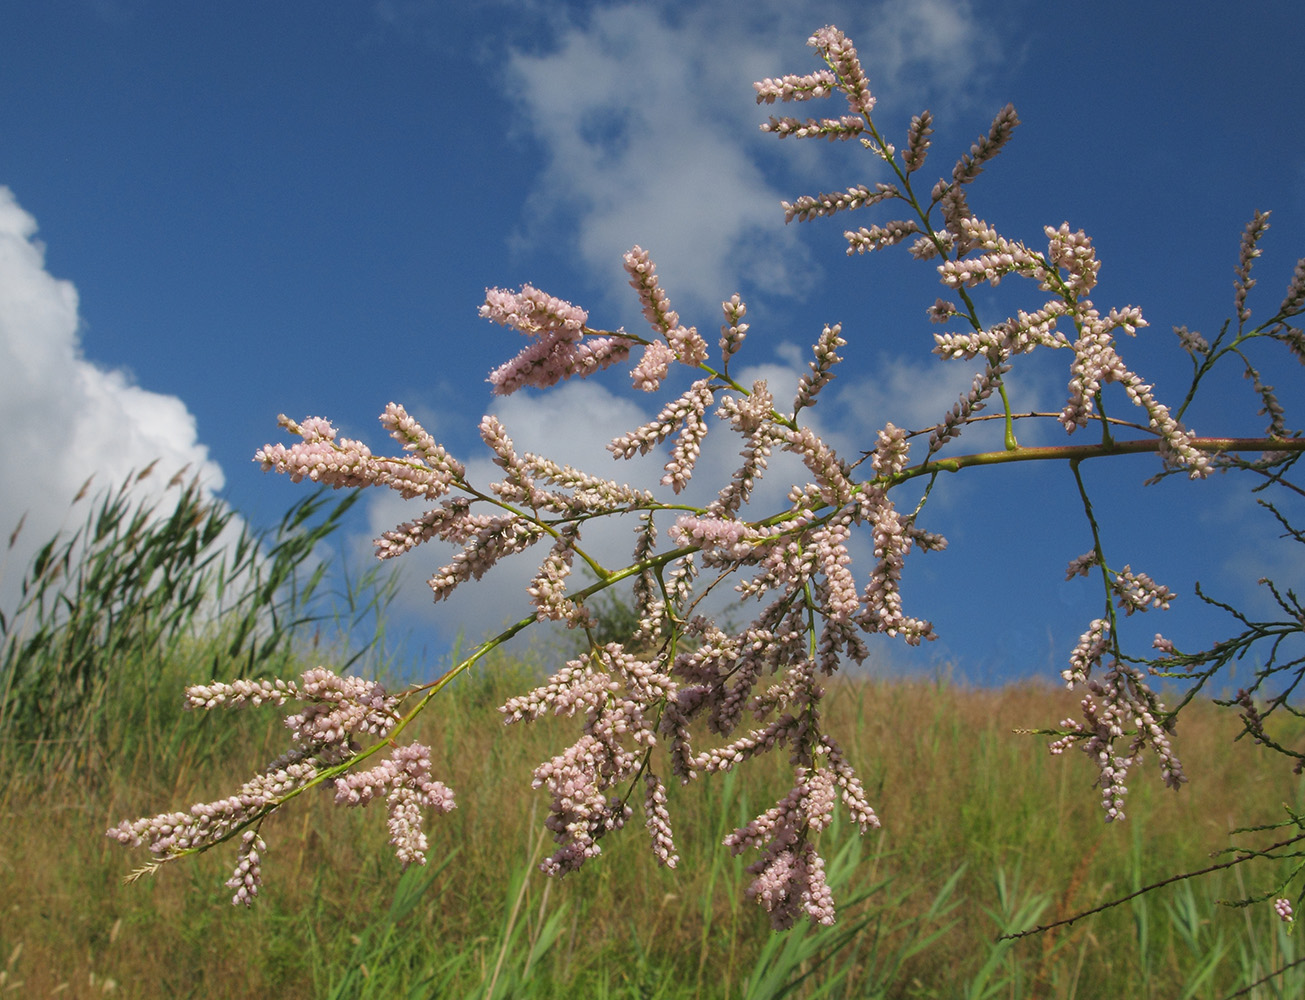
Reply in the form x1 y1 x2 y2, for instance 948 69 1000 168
1220 954 1305 1000
998 832 1305 941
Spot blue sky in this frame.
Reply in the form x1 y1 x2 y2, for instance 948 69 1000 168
1 0 1303 684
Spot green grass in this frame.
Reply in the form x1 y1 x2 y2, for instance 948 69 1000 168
2 480 1304 998
7 661 1304 998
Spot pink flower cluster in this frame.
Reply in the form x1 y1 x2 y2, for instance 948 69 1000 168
753 69 838 105
435 230 944 924
725 776 839 928
108 666 455 903
754 27 878 147
722 740 878 929
929 220 1212 478
262 400 657 616
780 182 899 224
609 378 715 493
623 246 709 377
927 360 1010 457
1063 617 1110 688
501 644 677 874
527 526 594 627
846 219 921 256
1048 663 1186 822
480 284 633 394
1049 566 1186 820
719 294 749 365
767 30 1223 486
951 104 1020 187
332 743 457 865
256 406 464 501
1110 565 1176 616
761 114 865 142
759 39 1210 493
1235 211 1271 326
709 381 778 517
225 831 266 907
501 617 884 928
808 25 875 119
903 111 934 173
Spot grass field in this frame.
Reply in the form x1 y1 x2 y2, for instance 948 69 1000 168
6 657 1304 997
2 483 1303 998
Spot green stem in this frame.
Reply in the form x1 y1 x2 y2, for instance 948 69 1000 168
997 381 1018 450
889 435 1305 486
1069 459 1122 658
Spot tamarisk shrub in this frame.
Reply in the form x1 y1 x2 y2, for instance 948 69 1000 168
110 24 1305 932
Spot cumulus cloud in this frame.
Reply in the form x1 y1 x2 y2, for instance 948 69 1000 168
864 0 1006 105
503 4 816 319
0 186 225 608
500 0 1006 319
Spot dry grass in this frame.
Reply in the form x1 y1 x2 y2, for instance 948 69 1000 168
2 649 1301 998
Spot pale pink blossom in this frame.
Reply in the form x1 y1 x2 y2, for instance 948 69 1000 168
256 413 460 500
631 341 676 392
928 362 1010 455
642 771 678 868
794 324 845 412
225 832 266 907
807 25 874 118
623 246 679 335
479 284 587 335
952 104 1020 186
781 182 898 224
1064 618 1110 687
1234 211 1271 325
1173 325 1210 356
332 743 456 866
720 294 749 362
1279 257 1305 316
1111 565 1176 616
760 115 865 141
1065 552 1099 580
753 70 838 104
903 111 933 173
846 220 921 256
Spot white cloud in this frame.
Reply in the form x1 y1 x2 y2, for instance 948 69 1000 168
867 0 1006 105
504 4 816 320
500 1 1008 321
0 186 226 609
